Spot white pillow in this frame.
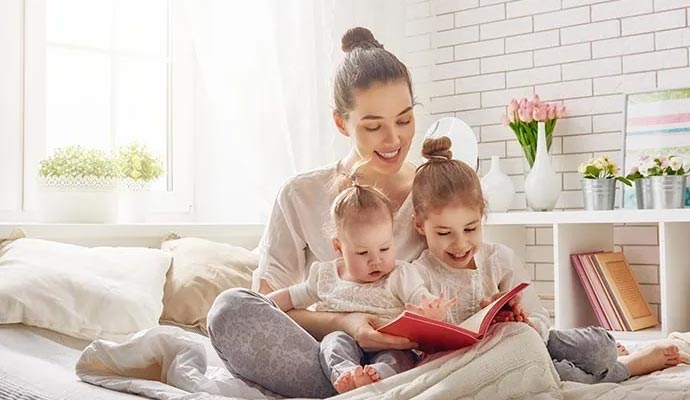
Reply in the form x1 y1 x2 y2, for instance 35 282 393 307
0 238 172 340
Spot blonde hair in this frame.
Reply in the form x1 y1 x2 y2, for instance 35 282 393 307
331 160 393 234
412 136 485 219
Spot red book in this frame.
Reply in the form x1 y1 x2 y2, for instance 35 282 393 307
377 282 530 353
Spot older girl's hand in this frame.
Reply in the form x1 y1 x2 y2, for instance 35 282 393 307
480 292 528 323
342 313 417 352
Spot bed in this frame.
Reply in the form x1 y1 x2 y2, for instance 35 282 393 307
3 321 690 400
1 225 690 400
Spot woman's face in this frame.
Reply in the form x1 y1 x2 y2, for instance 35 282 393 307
335 81 415 175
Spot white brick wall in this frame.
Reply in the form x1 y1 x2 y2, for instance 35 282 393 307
404 0 688 317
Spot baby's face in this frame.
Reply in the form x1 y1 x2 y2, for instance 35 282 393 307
336 217 396 283
416 203 483 270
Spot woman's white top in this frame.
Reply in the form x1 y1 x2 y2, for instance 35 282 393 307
288 259 431 322
253 163 426 291
412 243 550 341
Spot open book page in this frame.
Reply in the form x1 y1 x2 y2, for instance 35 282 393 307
458 295 504 333
458 282 530 335
377 282 531 353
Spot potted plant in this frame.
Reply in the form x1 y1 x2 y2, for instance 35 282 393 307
116 143 164 222
37 146 119 222
628 154 688 209
501 95 566 169
502 95 565 211
578 156 631 210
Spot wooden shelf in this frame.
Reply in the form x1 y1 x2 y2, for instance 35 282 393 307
610 326 665 342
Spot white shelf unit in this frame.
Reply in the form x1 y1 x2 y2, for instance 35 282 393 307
484 209 690 341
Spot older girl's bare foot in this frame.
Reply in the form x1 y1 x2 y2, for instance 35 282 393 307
616 342 630 356
352 365 380 388
620 343 680 376
333 371 356 394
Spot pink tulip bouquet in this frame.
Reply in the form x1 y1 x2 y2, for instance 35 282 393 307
501 95 565 168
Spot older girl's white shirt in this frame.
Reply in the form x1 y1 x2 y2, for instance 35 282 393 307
252 163 426 291
412 243 550 341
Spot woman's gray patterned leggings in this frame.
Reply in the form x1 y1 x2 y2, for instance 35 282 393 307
206 288 337 398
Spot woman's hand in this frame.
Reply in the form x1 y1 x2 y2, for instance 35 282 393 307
342 313 417 352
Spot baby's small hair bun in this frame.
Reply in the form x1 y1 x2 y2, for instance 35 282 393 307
422 137 453 161
341 27 383 52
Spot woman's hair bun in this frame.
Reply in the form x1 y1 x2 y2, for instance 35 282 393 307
341 27 383 52
422 137 453 161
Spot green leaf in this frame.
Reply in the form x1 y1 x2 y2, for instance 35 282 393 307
616 176 633 187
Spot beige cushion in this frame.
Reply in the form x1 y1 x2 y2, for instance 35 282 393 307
160 237 258 332
0 228 25 251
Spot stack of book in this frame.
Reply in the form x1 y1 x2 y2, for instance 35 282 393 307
571 251 658 331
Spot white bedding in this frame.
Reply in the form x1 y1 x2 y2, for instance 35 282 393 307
0 324 141 400
5 322 690 400
75 322 561 400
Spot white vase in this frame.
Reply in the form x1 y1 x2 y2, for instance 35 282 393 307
524 122 560 211
481 156 515 212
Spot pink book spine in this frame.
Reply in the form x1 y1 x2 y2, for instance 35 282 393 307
571 254 611 330
579 254 624 331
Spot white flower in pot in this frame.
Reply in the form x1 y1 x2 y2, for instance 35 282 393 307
578 156 631 211
37 146 119 223
116 143 164 223
632 154 688 209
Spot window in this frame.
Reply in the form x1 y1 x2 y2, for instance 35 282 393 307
17 0 193 217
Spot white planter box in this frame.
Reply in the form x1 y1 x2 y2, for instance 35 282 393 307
37 176 118 223
118 179 152 223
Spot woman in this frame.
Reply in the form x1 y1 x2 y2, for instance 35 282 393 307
207 27 426 398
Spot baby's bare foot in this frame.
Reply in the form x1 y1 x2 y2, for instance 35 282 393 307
616 342 630 356
620 342 681 376
363 365 381 382
333 371 356 394
352 365 380 388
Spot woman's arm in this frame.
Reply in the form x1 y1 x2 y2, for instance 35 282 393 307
268 288 294 312
288 309 417 351
253 183 309 291
260 278 416 350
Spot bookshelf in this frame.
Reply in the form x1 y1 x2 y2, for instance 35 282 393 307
483 209 690 341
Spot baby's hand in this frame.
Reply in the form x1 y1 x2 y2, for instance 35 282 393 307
405 293 457 322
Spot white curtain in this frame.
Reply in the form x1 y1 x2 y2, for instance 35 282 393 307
181 0 405 223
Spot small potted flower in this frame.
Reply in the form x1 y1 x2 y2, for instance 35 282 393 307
116 143 164 222
624 157 651 209
578 156 631 210
37 145 119 222
628 154 688 209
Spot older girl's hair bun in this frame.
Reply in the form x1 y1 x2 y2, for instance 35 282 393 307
422 137 453 161
341 27 383 52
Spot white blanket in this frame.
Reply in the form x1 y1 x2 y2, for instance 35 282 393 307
76 323 561 400
560 331 690 400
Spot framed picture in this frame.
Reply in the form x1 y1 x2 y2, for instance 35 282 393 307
622 88 690 208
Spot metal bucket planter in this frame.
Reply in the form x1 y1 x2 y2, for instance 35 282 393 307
649 175 687 209
581 178 615 210
634 178 653 209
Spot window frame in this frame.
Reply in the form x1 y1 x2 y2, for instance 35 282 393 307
4 0 194 221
